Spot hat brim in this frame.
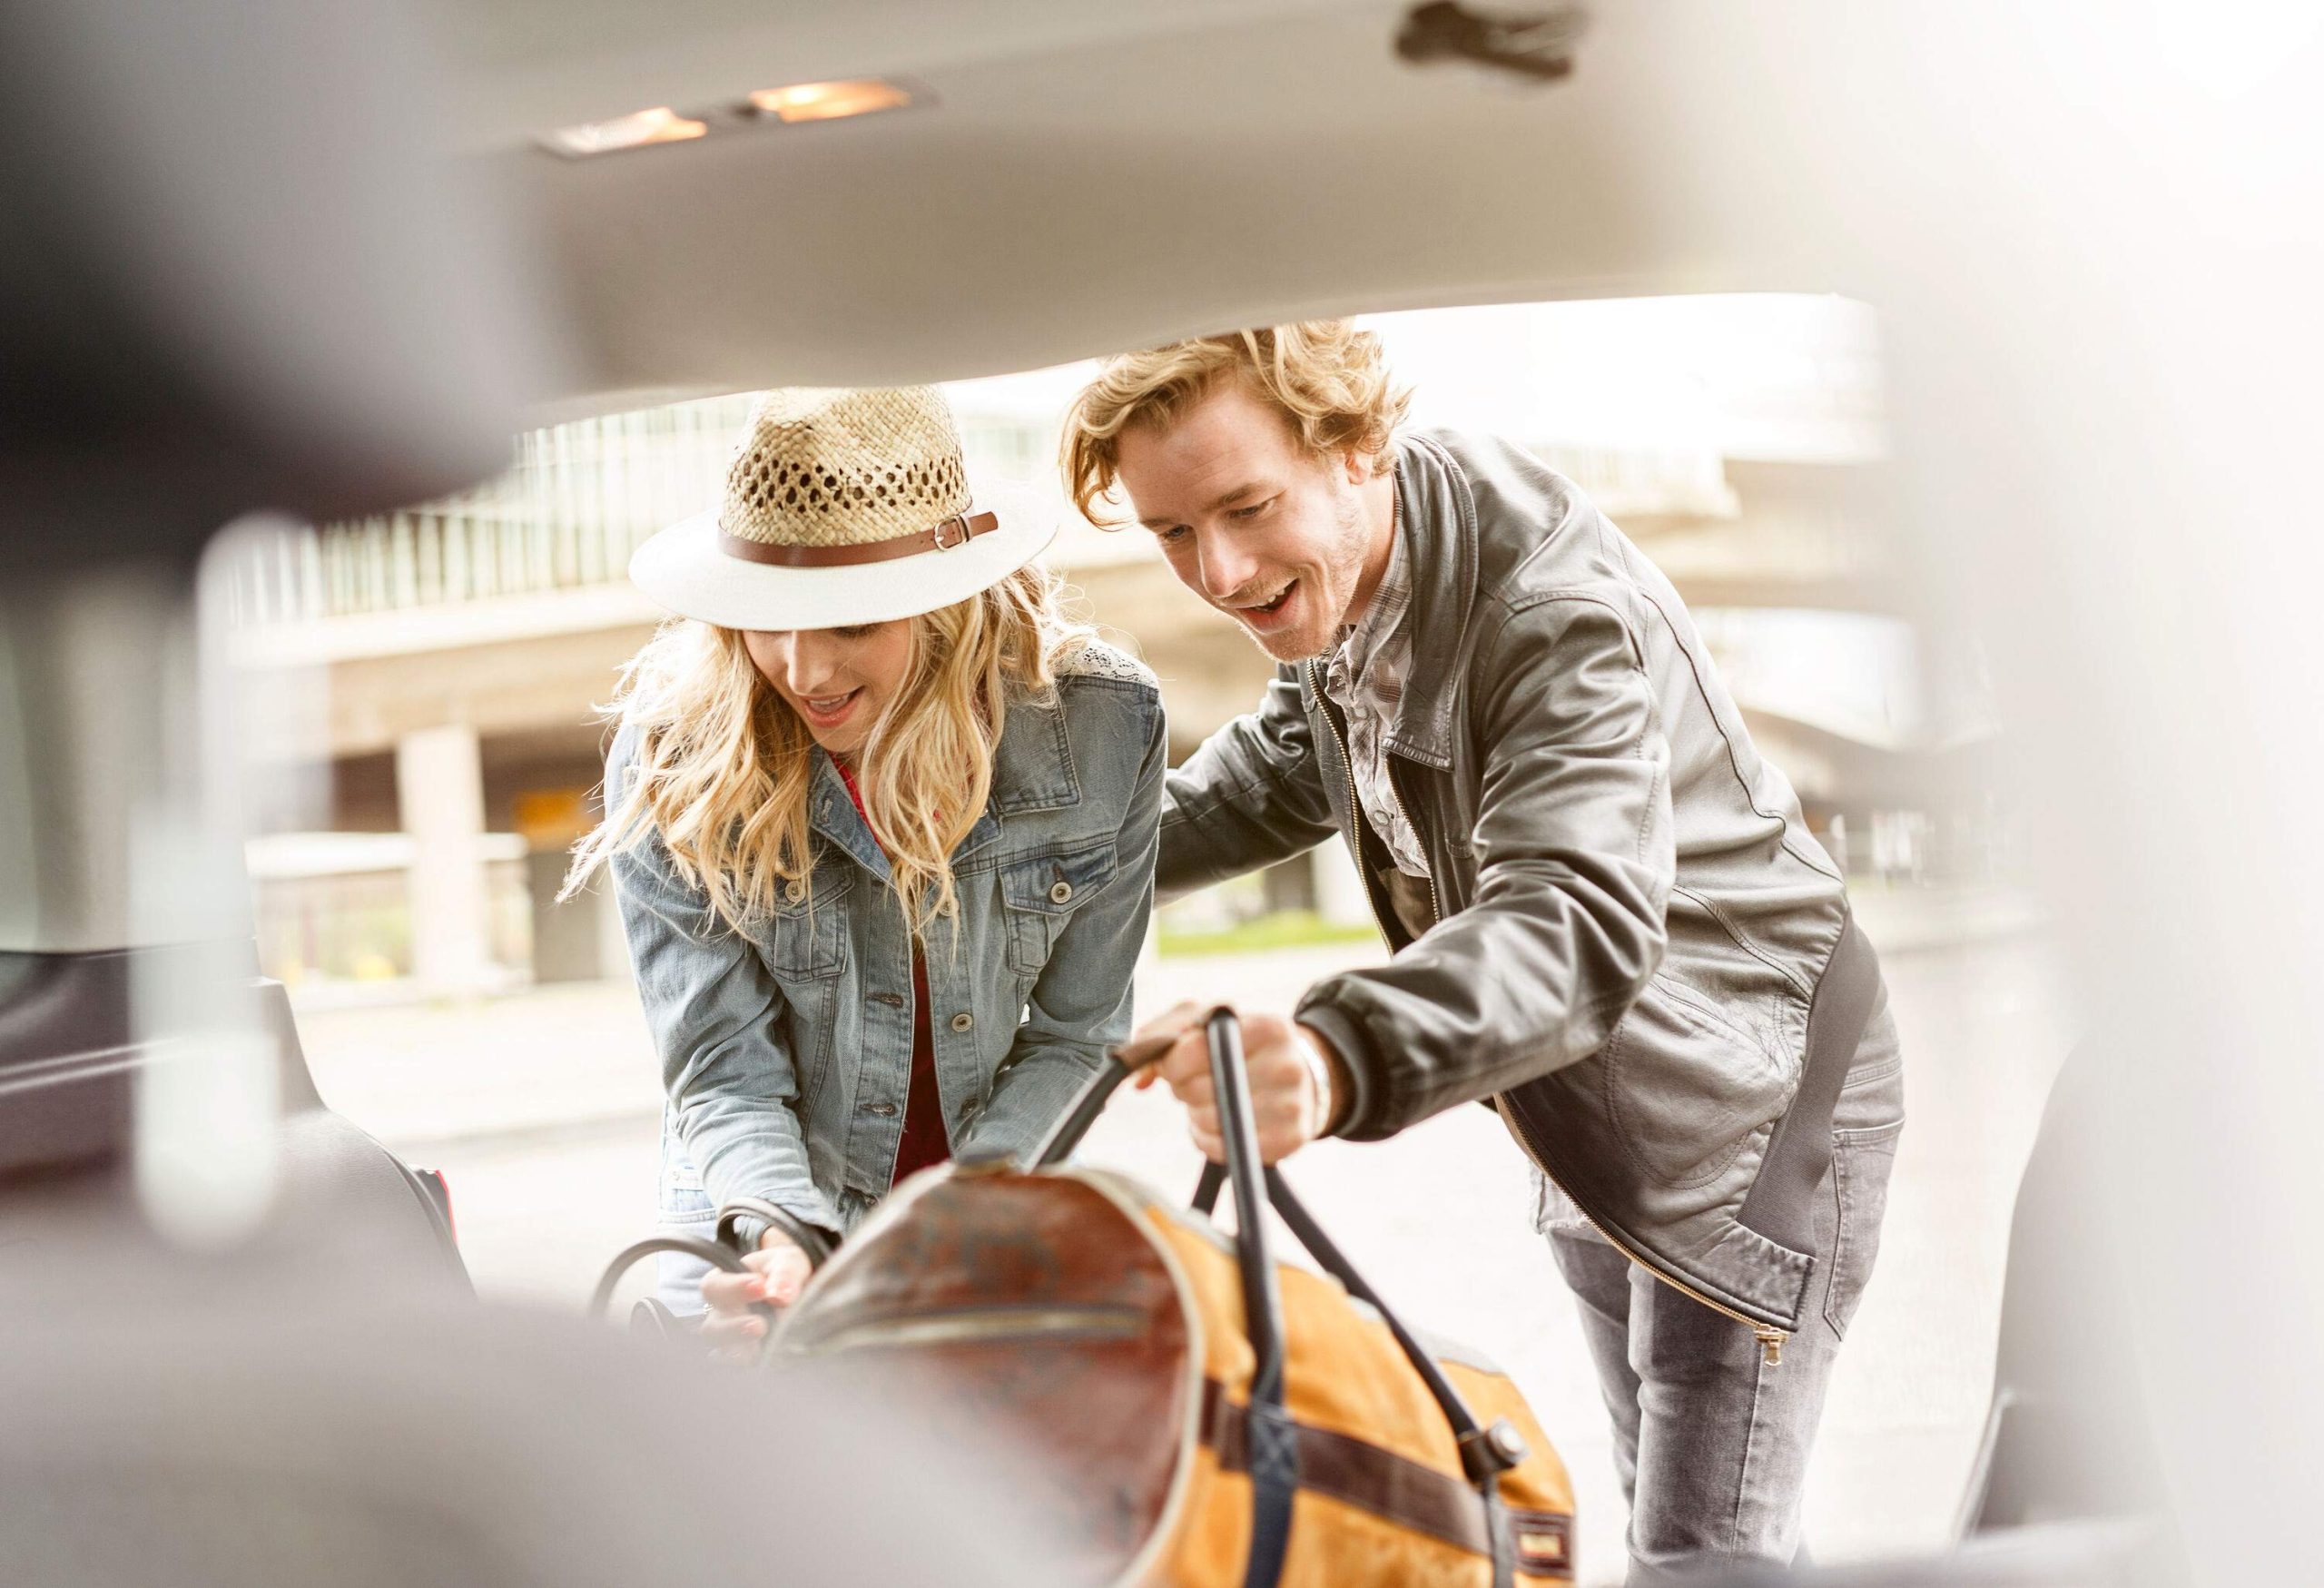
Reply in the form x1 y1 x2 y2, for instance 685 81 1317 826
628 478 1060 630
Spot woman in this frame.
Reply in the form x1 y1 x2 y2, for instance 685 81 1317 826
566 387 1164 1345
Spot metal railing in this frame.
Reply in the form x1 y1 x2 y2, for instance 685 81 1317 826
215 388 1738 634
222 396 1054 628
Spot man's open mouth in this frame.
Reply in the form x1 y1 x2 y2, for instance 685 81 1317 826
1231 581 1297 626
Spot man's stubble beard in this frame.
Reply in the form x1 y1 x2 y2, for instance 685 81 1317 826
1241 489 1373 666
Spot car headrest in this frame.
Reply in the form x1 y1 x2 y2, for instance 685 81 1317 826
0 0 554 574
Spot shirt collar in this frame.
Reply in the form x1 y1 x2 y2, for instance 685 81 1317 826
1330 508 1413 679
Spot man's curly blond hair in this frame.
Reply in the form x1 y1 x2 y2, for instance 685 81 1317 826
1061 321 1412 525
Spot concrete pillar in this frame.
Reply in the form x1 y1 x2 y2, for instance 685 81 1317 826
395 723 493 994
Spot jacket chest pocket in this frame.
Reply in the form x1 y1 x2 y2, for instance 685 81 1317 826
998 839 1117 979
749 865 853 981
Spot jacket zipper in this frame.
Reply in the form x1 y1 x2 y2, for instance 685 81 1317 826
1308 657 1445 932
1498 1097 1789 1365
1307 661 1394 932
1382 758 1444 929
1307 661 1788 1366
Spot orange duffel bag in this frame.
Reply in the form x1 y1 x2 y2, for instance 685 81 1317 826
762 1007 1576 1587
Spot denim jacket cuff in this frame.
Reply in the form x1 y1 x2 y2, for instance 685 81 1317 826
726 1201 841 1256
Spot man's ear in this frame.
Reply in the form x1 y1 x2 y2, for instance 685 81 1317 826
1339 447 1373 486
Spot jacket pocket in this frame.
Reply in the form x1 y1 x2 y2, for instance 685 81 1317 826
1824 1050 1905 1337
747 864 853 981
1824 1118 1903 1337
998 838 1118 979
656 1115 713 1224
1602 974 1791 1190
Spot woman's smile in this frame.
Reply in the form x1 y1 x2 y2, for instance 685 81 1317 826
793 687 863 730
743 620 915 755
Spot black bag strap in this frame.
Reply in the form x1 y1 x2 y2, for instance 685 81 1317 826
586 1234 750 1321
714 1198 837 1269
1201 1008 1297 1588
1262 1164 1524 1588
1029 1010 1524 1586
589 1199 832 1351
1261 1172 1527 1480
1028 1050 1137 1168
1192 1159 1226 1216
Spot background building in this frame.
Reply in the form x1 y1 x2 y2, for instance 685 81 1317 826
213 297 2005 1002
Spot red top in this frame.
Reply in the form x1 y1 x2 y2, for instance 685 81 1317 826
832 761 951 1184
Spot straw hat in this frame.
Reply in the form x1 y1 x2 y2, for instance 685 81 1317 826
629 386 1057 630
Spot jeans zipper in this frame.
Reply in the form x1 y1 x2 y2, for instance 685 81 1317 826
1308 661 1787 1366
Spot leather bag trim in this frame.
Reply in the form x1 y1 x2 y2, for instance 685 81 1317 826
1198 1379 1571 1576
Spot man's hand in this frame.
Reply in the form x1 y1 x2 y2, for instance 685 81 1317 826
1129 1001 1346 1164
698 1226 814 1362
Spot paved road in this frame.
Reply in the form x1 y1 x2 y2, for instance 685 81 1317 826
301 926 2070 1582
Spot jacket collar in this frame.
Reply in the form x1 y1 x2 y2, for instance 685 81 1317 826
805 688 1080 877
1374 432 1475 771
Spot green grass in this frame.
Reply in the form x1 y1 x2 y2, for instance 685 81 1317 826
1156 910 1381 959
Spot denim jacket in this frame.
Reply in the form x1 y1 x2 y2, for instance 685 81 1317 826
608 639 1164 1240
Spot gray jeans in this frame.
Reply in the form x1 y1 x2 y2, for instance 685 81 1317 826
1543 1041 1905 1583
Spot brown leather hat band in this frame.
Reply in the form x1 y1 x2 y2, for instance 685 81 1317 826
718 509 999 568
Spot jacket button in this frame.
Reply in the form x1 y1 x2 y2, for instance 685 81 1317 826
950 1012 974 1033
865 1101 897 1117
1049 880 1074 904
785 879 807 903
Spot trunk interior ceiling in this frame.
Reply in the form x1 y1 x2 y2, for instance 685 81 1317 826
439 0 1888 409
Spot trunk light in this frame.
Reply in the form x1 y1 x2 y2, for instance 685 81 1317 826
540 105 708 159
745 78 913 123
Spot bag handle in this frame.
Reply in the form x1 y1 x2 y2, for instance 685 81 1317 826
586 1200 832 1331
1040 1021 1529 1467
1200 1008 1297 1588
1024 1036 1158 1169
1032 1010 1528 1583
714 1197 837 1269
586 1234 749 1321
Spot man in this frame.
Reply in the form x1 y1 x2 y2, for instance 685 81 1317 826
1063 322 1905 1581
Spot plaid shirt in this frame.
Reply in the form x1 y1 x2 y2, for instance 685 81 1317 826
1321 521 1431 879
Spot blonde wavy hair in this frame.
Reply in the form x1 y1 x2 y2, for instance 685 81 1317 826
563 564 1084 943
1060 321 1412 525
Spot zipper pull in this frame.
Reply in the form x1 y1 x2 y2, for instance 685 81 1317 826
1755 1327 1786 1366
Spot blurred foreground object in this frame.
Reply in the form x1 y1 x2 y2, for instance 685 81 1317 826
0 1280 1051 1588
0 0 549 1233
0 0 542 570
0 2 1058 1583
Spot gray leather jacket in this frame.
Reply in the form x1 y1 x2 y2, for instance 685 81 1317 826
1157 429 1900 1337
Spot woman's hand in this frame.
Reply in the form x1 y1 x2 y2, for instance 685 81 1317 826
698 1227 815 1362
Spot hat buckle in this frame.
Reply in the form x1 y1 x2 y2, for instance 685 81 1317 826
928 511 974 551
